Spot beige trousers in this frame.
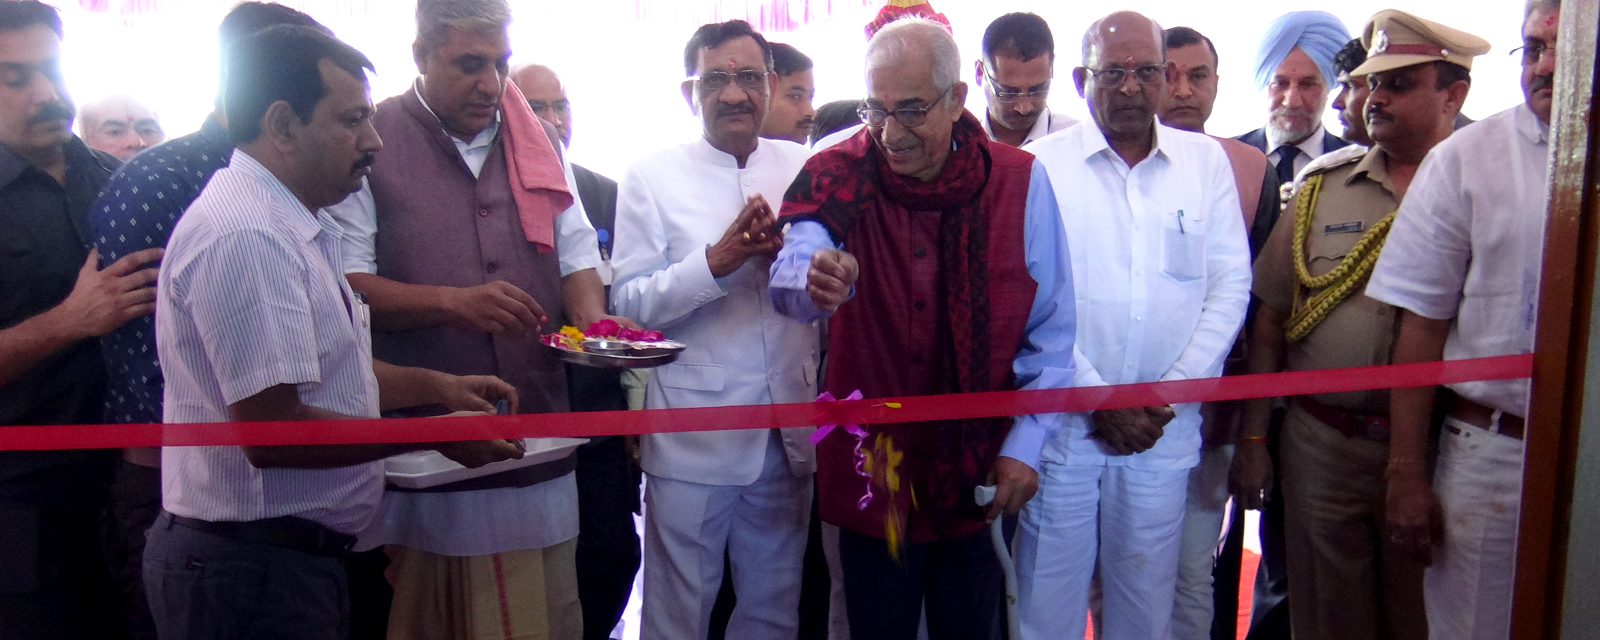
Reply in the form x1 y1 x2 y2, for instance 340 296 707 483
385 538 583 640
1279 403 1427 640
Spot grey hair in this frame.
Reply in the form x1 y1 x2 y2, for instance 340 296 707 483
415 0 511 58
865 18 961 94
1525 0 1561 18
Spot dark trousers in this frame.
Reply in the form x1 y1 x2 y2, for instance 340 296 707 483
143 513 348 640
569 363 641 640
575 435 642 640
1245 412 1292 640
0 455 122 640
837 526 1005 640
101 459 162 640
344 548 392 640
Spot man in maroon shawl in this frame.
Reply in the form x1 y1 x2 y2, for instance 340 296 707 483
769 18 1078 640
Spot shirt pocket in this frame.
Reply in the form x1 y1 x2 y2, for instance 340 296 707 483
655 362 727 392
1162 210 1206 281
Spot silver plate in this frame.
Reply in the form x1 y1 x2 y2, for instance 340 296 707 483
544 341 684 369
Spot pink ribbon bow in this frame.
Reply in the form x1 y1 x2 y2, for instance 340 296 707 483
810 391 875 510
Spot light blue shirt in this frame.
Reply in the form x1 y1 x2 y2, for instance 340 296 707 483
768 159 1076 471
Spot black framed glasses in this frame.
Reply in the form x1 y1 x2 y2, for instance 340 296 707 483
690 69 769 94
857 88 952 128
1087 63 1168 86
985 73 1049 102
1510 41 1554 65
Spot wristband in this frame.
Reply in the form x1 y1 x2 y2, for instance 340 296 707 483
1239 435 1267 444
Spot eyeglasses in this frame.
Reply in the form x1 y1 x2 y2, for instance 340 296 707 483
1510 41 1554 65
1087 64 1168 87
689 69 769 95
985 74 1049 102
857 88 952 128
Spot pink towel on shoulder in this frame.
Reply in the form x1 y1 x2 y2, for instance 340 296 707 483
500 81 573 252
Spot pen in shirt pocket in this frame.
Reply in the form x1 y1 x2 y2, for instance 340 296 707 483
1178 209 1187 235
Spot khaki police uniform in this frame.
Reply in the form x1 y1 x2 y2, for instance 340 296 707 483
1250 10 1491 640
1254 148 1427 640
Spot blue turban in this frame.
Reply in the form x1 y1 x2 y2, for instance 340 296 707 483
1252 11 1351 92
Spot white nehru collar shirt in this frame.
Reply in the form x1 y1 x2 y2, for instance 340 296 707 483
1366 103 1550 417
608 136 822 486
1027 120 1252 471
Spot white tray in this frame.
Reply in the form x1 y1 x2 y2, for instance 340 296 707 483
384 437 588 489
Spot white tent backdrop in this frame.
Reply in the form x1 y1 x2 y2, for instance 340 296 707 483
49 0 1530 180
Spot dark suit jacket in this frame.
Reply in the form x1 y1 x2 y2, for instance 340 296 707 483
565 162 628 416
1235 127 1352 254
1234 127 1351 156
572 163 618 255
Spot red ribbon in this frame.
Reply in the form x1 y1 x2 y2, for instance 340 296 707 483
0 355 1532 452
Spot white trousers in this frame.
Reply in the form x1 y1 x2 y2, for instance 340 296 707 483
1426 418 1525 640
1017 462 1191 640
1172 445 1233 640
820 522 851 640
640 432 812 640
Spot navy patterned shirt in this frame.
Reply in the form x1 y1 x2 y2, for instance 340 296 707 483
91 117 233 424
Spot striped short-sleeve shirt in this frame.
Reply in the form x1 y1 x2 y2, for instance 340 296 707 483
156 150 383 535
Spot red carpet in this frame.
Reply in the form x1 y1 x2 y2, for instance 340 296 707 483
1237 550 1260 640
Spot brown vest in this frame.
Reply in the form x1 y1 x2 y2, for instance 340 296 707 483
366 88 568 414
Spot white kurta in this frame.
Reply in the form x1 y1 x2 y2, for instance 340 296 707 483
1017 121 1252 640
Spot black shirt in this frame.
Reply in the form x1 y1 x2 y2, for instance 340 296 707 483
0 137 119 481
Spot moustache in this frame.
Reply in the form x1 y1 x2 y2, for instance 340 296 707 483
1270 106 1318 122
878 132 919 154
351 153 376 174
716 103 756 118
1529 74 1555 95
28 102 72 125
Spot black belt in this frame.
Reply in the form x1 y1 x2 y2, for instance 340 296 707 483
385 451 578 494
164 512 356 558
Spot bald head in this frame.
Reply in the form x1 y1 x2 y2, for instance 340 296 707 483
510 64 572 146
1074 11 1168 153
77 94 164 161
1081 11 1165 69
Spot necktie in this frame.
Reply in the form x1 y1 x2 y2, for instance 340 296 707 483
1275 145 1302 187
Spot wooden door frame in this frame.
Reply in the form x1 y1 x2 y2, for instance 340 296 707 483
1512 0 1600 636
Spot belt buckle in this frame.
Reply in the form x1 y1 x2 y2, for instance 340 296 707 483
315 528 354 557
1361 417 1390 441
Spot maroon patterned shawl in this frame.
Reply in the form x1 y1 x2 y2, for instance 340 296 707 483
778 111 1017 533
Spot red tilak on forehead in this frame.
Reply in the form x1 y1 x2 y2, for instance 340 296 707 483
1124 55 1136 66
1547 15 1556 26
